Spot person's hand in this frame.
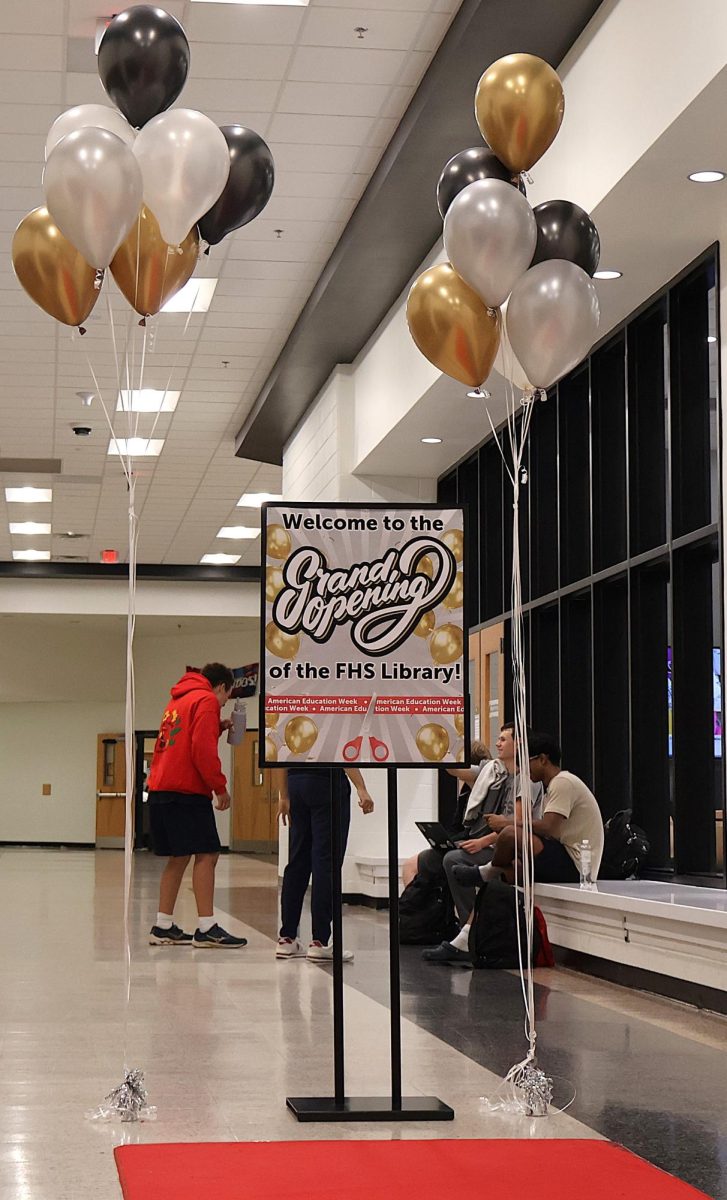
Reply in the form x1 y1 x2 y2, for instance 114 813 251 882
220 718 233 733
277 794 290 826
486 814 510 833
214 790 231 811
460 837 488 854
357 790 374 815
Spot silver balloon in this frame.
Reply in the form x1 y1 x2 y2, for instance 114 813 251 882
133 109 230 247
43 128 142 269
494 298 532 391
506 260 600 389
443 178 537 308
45 104 135 161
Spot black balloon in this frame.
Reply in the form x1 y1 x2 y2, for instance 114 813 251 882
531 200 601 277
98 6 190 129
437 145 522 218
198 126 275 246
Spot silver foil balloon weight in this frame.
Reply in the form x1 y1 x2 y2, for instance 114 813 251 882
86 1068 157 1123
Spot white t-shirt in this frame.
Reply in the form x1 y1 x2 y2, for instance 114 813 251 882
543 771 604 876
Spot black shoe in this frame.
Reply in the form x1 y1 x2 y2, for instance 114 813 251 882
193 923 248 948
422 941 471 964
451 862 484 888
149 923 193 946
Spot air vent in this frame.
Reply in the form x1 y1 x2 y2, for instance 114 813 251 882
54 555 88 562
0 458 62 475
58 532 89 540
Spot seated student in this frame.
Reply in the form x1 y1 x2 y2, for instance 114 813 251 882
452 730 604 894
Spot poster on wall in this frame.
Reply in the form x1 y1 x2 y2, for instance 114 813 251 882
260 503 469 768
187 663 259 698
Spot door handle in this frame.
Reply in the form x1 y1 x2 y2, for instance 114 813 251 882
96 792 126 798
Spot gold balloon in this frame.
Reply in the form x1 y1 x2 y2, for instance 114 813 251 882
12 207 99 327
414 610 436 638
265 712 279 729
284 716 318 755
407 263 500 387
475 54 565 174
454 713 466 738
265 622 300 660
430 623 463 665
416 723 450 762
416 555 434 578
266 566 285 603
265 735 278 762
110 206 199 317
442 571 464 610
267 524 292 561
443 529 464 563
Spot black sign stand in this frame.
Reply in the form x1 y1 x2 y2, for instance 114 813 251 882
286 768 454 1122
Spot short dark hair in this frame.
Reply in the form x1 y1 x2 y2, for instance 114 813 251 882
528 731 561 766
201 662 234 691
470 740 491 763
501 721 515 734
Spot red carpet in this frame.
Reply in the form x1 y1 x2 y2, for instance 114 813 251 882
114 1138 711 1199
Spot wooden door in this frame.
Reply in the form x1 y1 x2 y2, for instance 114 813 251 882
480 622 505 753
96 734 126 848
232 730 278 853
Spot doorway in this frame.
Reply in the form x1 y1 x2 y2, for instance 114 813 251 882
232 729 278 853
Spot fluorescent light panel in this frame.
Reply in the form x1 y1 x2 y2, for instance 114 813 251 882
5 487 52 503
217 526 260 539
117 390 180 413
161 278 218 313
9 522 51 535
13 548 50 561
201 552 241 565
108 438 165 457
237 492 283 507
191 0 309 6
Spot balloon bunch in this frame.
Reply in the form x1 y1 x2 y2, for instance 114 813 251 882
12 4 274 328
407 53 601 393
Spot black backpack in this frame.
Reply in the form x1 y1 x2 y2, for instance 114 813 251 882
399 875 457 945
469 878 542 969
600 809 650 880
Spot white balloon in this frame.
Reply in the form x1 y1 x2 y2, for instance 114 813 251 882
45 105 135 161
43 128 143 269
443 178 537 308
507 260 600 390
494 298 532 391
133 109 230 246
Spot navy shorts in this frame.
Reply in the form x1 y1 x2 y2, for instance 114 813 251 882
149 793 221 857
534 837 580 883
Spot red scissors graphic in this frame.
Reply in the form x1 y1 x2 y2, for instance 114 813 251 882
342 695 390 762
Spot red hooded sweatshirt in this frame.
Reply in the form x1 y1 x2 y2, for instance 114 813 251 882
147 671 227 799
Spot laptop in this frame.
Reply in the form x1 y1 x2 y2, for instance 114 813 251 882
415 821 461 851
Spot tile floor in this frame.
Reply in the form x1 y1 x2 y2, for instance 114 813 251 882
1 848 725 1199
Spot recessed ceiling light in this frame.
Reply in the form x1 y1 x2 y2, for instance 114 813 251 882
593 269 622 280
467 387 491 400
688 170 725 183
217 526 261 539
708 335 717 344
161 278 218 313
5 487 52 504
9 522 51 535
237 492 283 507
13 548 51 561
201 552 241 565
117 389 180 413
421 437 442 445
107 438 165 457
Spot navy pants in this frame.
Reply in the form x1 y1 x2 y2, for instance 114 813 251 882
280 771 351 945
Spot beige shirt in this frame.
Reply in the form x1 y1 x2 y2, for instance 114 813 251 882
543 770 604 876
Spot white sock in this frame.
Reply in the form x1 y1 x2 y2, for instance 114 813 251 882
450 923 471 951
156 912 173 929
198 915 216 933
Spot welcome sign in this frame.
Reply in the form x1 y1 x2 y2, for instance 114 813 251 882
260 503 468 767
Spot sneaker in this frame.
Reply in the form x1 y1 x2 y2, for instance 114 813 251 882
192 923 248 949
451 862 484 888
306 941 354 962
421 941 471 965
149 923 193 946
276 937 304 958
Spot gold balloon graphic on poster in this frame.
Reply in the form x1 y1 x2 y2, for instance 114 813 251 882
454 713 465 738
430 623 463 665
265 736 278 761
266 566 285 603
414 610 436 638
12 207 100 327
442 571 463 610
416 723 450 762
475 53 565 174
265 712 279 729
442 529 464 563
265 621 300 660
415 555 434 577
267 523 292 561
284 716 318 755
110 205 199 317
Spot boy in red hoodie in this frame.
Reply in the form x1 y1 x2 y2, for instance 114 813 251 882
147 663 247 948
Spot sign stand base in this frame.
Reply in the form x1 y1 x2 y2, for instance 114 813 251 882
286 1096 454 1122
